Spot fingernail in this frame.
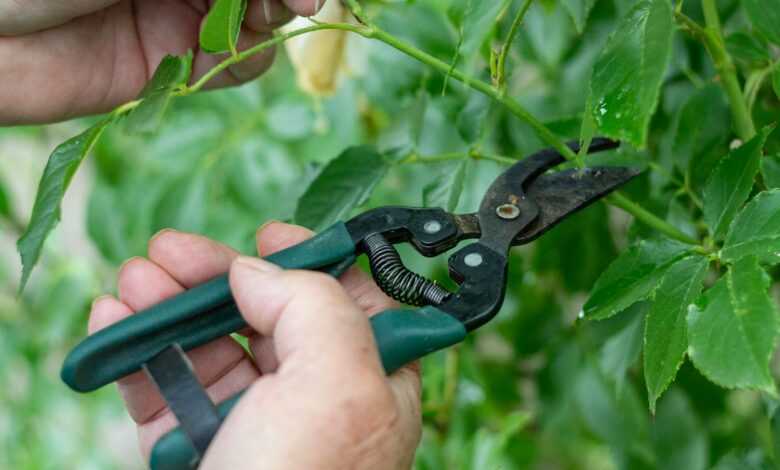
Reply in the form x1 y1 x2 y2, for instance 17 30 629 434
235 256 280 273
91 295 113 311
151 228 177 243
256 220 281 235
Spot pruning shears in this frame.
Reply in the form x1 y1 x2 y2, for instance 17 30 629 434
61 138 639 470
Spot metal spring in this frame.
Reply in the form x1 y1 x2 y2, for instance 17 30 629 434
363 234 451 306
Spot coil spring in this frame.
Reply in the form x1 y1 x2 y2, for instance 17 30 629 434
364 234 451 306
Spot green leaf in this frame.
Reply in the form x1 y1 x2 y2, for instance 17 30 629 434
456 0 511 63
583 238 690 320
721 190 780 263
687 257 778 391
17 119 111 292
772 406 780 467
743 0 780 46
0 177 11 221
763 154 780 189
200 0 247 54
295 146 390 232
600 304 645 389
586 0 673 147
422 159 468 212
124 53 193 135
703 127 772 240
669 84 729 171
644 255 709 412
725 32 771 65
651 389 708 470
456 91 491 143
562 0 597 33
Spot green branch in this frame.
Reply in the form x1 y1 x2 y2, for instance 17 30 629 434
606 192 700 245
494 0 534 90
700 0 756 140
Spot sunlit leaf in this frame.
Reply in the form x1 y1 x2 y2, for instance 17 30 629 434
583 238 690 320
17 119 112 292
687 257 777 391
295 146 389 231
720 190 780 263
644 255 709 412
702 127 771 240
587 0 673 147
200 0 248 54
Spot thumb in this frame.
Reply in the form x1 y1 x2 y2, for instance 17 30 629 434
229 256 384 380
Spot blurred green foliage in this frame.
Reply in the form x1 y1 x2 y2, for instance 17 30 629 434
2 0 780 468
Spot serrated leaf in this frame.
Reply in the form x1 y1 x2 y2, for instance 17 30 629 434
295 146 389 232
720 190 780 262
583 238 690 320
644 255 709 412
124 53 193 135
742 0 780 46
422 160 467 212
17 119 112 292
687 257 778 391
763 154 780 189
703 127 772 240
200 0 248 54
586 0 673 147
562 0 597 33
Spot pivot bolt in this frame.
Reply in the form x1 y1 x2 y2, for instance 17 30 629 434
423 220 442 234
496 204 520 220
464 253 484 267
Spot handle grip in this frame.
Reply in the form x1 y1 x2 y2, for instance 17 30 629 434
61 223 356 392
150 306 467 470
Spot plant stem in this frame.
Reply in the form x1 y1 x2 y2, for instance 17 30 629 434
178 21 698 247
369 28 579 162
184 23 366 94
495 0 534 90
606 192 700 245
700 0 756 140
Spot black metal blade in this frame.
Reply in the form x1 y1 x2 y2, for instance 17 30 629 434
513 166 641 245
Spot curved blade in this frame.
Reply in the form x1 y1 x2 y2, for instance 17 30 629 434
513 166 641 245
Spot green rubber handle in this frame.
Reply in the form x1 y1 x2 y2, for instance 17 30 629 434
150 306 466 470
61 223 356 393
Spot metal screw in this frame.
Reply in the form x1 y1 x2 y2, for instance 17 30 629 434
423 220 442 234
496 204 520 220
464 253 483 267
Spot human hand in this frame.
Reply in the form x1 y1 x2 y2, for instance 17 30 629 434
87 222 422 469
0 1 323 125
